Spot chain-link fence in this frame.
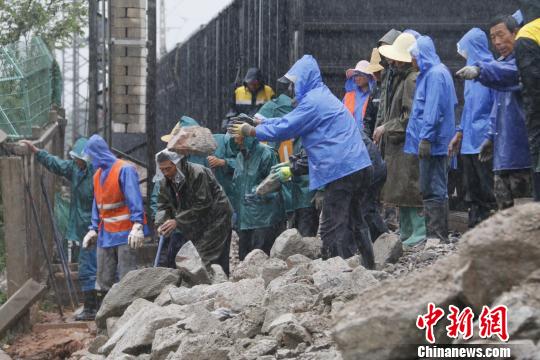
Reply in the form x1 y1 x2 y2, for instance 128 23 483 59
0 37 60 139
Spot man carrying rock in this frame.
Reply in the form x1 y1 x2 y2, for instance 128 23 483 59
154 150 233 275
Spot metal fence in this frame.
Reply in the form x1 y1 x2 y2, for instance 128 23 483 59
156 0 519 141
0 37 60 139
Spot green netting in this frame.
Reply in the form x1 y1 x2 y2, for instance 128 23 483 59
0 37 59 139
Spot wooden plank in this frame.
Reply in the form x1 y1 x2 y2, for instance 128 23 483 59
0 279 46 336
32 322 90 332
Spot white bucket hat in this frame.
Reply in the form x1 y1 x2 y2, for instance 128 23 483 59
345 60 372 79
365 48 385 74
378 33 417 63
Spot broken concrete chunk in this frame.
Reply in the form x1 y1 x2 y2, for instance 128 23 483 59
373 232 403 268
270 229 322 260
175 241 211 285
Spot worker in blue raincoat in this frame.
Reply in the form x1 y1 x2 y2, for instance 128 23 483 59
20 138 98 321
457 15 532 209
405 36 457 242
255 94 319 237
229 134 286 260
82 135 149 297
229 55 375 268
448 28 497 227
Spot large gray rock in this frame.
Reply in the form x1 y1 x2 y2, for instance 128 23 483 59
169 331 233 360
95 268 182 329
332 255 461 360
175 241 211 285
286 254 313 269
210 264 228 284
151 306 221 360
231 337 278 360
270 229 322 260
101 303 190 358
456 203 540 310
313 265 378 302
223 306 267 340
269 313 312 349
231 249 268 281
154 284 176 306
262 282 321 332
373 232 403 268
170 278 265 312
107 298 153 337
262 258 289 287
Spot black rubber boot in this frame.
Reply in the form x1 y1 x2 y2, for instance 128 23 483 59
533 172 540 202
356 227 375 270
424 199 449 243
75 291 97 321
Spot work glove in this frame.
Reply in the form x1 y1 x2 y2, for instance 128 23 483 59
271 162 291 172
456 66 480 80
418 139 432 159
311 190 325 211
270 166 293 183
230 113 256 126
227 120 255 137
128 223 144 249
83 230 97 248
479 139 494 162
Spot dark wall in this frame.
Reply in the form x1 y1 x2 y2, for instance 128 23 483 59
156 0 519 141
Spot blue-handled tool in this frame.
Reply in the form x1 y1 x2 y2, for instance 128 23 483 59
154 235 165 267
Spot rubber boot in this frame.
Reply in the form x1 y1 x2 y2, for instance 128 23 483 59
402 207 427 247
75 291 97 321
533 172 540 202
424 199 449 243
398 207 413 242
95 290 107 314
356 227 375 270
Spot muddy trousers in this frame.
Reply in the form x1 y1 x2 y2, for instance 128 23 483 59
493 169 532 210
419 156 449 242
157 231 188 269
291 207 319 237
238 222 286 261
319 167 375 269
96 244 137 292
461 154 496 227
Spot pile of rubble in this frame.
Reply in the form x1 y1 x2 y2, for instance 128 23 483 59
71 203 540 360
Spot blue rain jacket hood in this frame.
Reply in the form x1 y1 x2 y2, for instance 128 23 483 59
287 55 324 103
405 36 457 156
477 54 531 171
457 28 495 154
85 134 117 170
343 75 376 129
255 55 372 190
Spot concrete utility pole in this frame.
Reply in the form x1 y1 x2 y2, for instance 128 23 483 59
159 0 166 57
147 0 157 206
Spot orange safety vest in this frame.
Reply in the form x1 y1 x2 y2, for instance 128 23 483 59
344 91 369 120
93 160 146 233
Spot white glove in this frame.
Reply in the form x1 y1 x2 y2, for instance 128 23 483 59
128 223 144 249
456 66 480 80
83 230 98 248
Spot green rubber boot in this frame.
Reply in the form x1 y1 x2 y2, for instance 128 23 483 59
398 206 413 242
402 206 426 246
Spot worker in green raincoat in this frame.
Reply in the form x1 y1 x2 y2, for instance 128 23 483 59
229 132 286 260
255 94 318 236
20 138 97 321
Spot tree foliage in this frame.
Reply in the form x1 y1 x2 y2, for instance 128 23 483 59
0 0 88 49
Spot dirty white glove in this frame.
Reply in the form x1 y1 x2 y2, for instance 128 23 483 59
456 66 480 80
128 223 144 249
83 230 97 248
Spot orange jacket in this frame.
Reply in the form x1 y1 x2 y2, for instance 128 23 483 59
93 160 146 233
344 91 369 121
